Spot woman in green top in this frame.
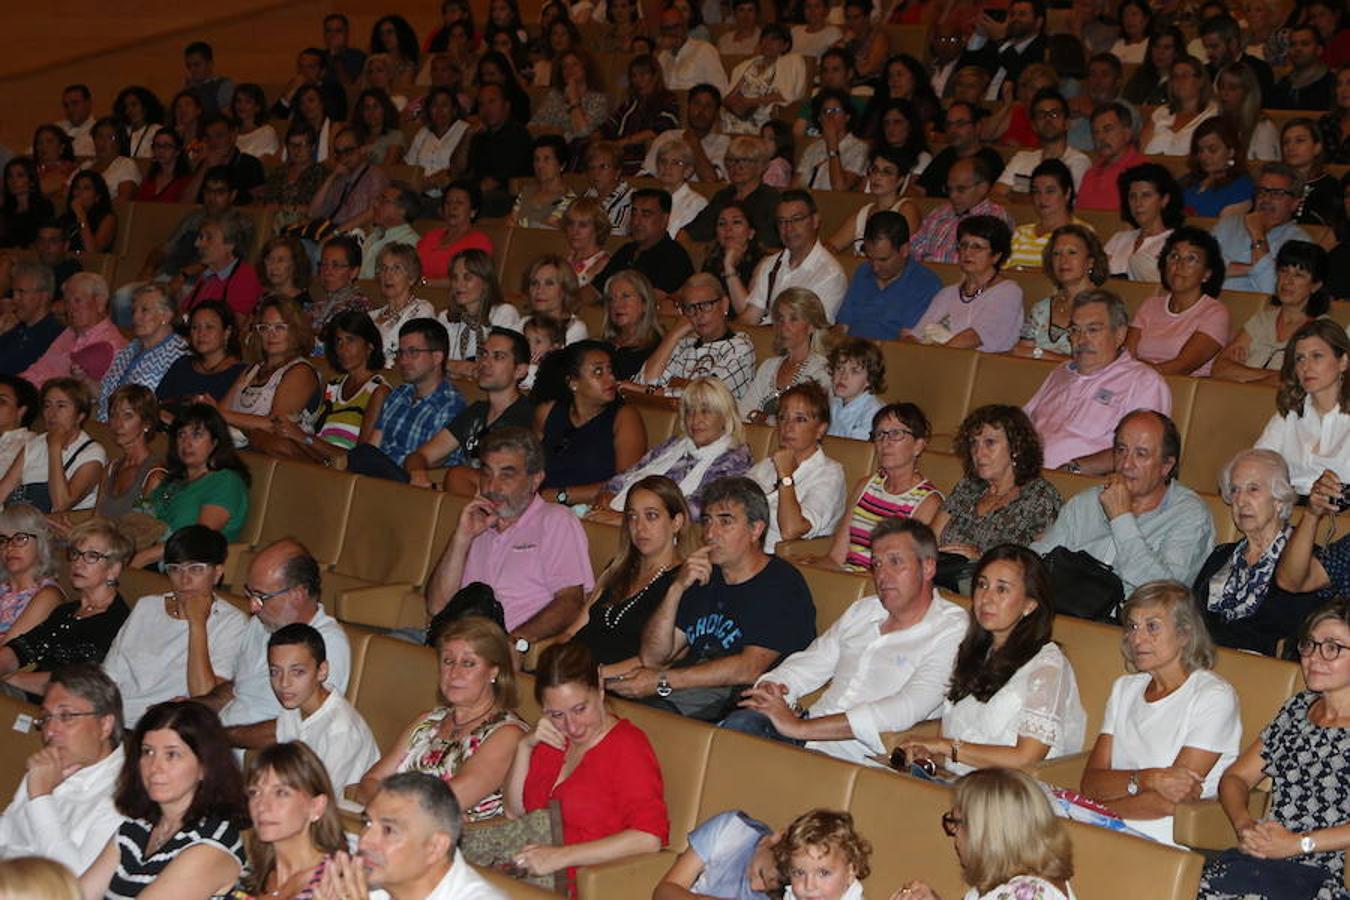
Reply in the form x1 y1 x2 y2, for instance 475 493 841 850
130 404 251 569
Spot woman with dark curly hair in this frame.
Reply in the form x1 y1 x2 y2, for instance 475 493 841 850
31 124 75 201
369 15 420 88
79 700 249 899
897 545 1085 776
1104 163 1184 282
113 85 166 158
1126 226 1229 376
931 405 1062 568
59 170 117 253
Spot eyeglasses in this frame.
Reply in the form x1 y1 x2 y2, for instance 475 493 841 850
1297 638 1348 660
681 298 721 316
956 240 991 253
1067 323 1110 338
334 145 360 156
165 562 212 578
243 583 292 604
776 213 812 227
821 106 846 115
67 547 112 564
0 532 37 548
941 811 964 837
1255 186 1298 198
377 263 409 275
1165 251 1204 267
867 163 900 176
1032 108 1065 120
253 322 289 334
725 156 757 166
871 427 915 443
34 711 101 728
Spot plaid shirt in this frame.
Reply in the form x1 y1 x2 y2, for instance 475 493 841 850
909 197 1017 265
97 333 192 421
646 331 758 399
375 379 465 465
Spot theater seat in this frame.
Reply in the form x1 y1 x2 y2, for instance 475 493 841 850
966 352 1061 411
796 562 870 634
347 635 440 753
225 459 355 587
608 698 715 853
879 343 978 448
1178 380 1276 492
581 517 622 580
851 768 967 898
477 866 561 898
0 693 43 800
820 434 875 495
323 476 445 607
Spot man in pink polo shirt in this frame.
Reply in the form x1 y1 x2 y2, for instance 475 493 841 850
1024 289 1171 475
425 427 593 656
21 272 127 387
1076 102 1146 212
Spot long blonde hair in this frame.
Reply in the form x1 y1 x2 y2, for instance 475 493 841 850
954 768 1073 894
0 857 80 900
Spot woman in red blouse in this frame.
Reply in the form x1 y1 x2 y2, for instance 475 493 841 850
504 641 668 892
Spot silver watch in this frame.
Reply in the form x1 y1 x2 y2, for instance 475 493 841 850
655 672 673 698
1126 772 1140 796
514 637 530 654
1300 834 1317 855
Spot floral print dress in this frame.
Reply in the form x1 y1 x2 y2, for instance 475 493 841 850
397 707 528 821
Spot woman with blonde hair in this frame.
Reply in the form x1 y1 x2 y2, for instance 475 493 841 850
1214 63 1279 161
240 742 347 899
603 269 662 382
894 767 1074 900
368 242 434 360
353 616 526 818
216 295 319 439
520 254 587 345
0 856 80 900
1079 581 1241 845
0 503 63 645
597 376 752 518
738 287 832 422
561 198 612 290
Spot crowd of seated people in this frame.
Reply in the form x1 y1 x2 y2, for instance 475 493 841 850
1 0 1350 895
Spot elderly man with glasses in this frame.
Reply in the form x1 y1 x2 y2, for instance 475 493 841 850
736 189 847 324
1212 162 1313 295
634 273 757 398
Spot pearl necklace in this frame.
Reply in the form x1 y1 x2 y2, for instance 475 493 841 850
601 565 672 630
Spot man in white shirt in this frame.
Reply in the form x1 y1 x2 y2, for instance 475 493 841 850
102 525 250 727
738 190 847 324
993 89 1091 200
656 7 729 93
641 84 729 182
269 623 378 792
358 773 505 899
196 538 351 749
0 665 125 873
720 518 968 766
56 84 95 157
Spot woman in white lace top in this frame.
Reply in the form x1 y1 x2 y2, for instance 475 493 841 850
896 544 1086 775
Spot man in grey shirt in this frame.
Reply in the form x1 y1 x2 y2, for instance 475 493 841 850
1032 409 1214 594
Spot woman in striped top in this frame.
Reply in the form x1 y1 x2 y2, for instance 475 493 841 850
80 701 248 900
827 402 942 571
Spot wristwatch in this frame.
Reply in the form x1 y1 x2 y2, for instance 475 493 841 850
1250 238 1269 251
555 488 569 505
778 474 795 490
950 738 962 764
514 636 530 655
655 671 673 698
826 150 840 159
1300 834 1317 855
1126 771 1140 796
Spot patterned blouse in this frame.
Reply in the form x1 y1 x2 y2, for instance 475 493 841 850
397 707 528 822
0 577 58 636
938 477 1063 553
316 374 388 450
844 475 942 571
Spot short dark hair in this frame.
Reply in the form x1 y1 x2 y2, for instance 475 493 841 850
445 179 482 220
400 317 450 356
164 524 228 565
632 187 673 214
1087 52 1123 77
116 701 248 828
863 209 910 248
1090 101 1132 129
489 326 531 366
700 476 771 547
687 83 723 107
1030 158 1076 210
1199 13 1241 43
377 773 462 852
1273 240 1330 317
779 188 818 214
63 84 91 100
1159 226 1226 297
1117 163 1185 230
165 403 251 486
1010 0 1046 21
1029 87 1069 118
1115 409 1182 482
323 234 363 269
533 133 570 168
828 338 886 393
386 181 422 224
324 309 386 372
812 87 855 128
185 40 214 60
268 622 327 664
480 426 546 474
873 401 931 440
956 215 1013 270
0 375 40 429
278 543 324 601
49 663 124 739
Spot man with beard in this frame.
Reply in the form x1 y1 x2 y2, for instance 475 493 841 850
425 428 593 657
198 537 352 749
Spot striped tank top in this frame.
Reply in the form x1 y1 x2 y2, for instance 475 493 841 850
844 474 942 571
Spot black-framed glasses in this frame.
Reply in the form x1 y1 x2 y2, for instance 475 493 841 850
1255 186 1298 198
871 427 915 443
34 711 101 728
941 811 964 836
680 299 721 316
67 547 111 564
0 532 37 548
243 584 292 604
1297 638 1348 660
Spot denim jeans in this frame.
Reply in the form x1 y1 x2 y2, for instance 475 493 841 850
718 709 807 747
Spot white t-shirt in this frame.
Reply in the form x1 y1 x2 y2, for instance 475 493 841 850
996 147 1092 194
236 125 280 160
80 156 141 195
0 429 32 479
219 606 352 728
19 431 107 511
275 689 380 790
369 853 505 900
373 299 437 360
657 39 730 92
1142 103 1219 156
102 593 250 727
1103 228 1171 283
790 24 842 57
642 130 729 182
747 446 847 549
405 122 471 178
942 642 1087 775
1100 669 1242 845
796 133 869 191
667 182 709 237
744 241 848 323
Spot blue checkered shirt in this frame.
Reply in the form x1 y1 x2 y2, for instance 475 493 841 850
375 379 466 465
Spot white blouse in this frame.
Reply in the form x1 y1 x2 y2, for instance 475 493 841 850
747 446 847 548
1103 228 1172 282
372 298 436 359
19 430 107 511
1255 396 1350 494
667 183 709 237
236 125 280 160
440 303 524 361
1142 102 1219 156
942 642 1087 775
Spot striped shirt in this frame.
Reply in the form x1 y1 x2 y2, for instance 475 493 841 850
375 379 466 465
844 475 941 571
106 815 245 899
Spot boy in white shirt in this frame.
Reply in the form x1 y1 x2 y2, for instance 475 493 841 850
269 623 379 792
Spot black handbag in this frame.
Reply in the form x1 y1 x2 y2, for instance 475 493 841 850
1041 546 1124 622
934 551 979 594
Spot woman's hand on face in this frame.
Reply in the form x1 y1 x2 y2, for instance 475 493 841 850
527 714 567 751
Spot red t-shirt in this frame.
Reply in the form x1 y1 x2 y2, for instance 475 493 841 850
522 717 668 888
134 174 193 204
416 228 495 281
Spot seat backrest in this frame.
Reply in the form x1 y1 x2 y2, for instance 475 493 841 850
338 621 380 703
333 476 444 587
967 353 1061 412
820 435 876 495
581 518 622 583
1177 379 1276 492
1165 375 1198 448
1202 491 1239 544
498 226 565 286
851 768 967 899
920 450 966 495
632 400 679 446
0 693 44 801
796 563 870 638
741 325 776 365
347 635 440 752
1069 819 1204 899
1212 647 1302 748
698 728 859 833
1050 615 1126 743
878 343 979 439
257 460 357 565
1040 467 1104 502
608 698 716 853
235 453 277 547
744 421 776 462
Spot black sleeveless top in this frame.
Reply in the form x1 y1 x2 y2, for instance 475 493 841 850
541 399 622 490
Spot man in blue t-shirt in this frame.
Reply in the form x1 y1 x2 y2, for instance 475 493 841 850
613 477 816 721
834 211 941 341
655 810 781 899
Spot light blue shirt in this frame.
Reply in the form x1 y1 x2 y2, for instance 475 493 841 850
828 392 883 441
688 811 773 900
1213 214 1311 295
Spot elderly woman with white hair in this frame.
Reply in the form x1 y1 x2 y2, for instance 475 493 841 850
94 284 190 421
0 504 63 646
1193 448 1323 657
654 139 709 237
1079 581 1242 846
594 376 752 519
370 242 435 359
737 287 832 422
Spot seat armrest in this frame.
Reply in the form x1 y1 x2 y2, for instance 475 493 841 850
575 850 677 900
776 535 836 559
335 584 422 631
1032 750 1092 789
1174 790 1270 851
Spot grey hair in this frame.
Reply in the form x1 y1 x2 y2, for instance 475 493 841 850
700 476 771 548
1219 448 1296 521
1072 288 1129 330
378 241 423 283
377 772 462 852
12 261 55 295
48 662 125 739
131 283 175 315
870 517 938 562
479 426 547 475
1259 161 1305 199
0 503 56 581
727 134 771 163
63 271 110 303
208 209 255 259
1120 581 1216 674
656 138 696 167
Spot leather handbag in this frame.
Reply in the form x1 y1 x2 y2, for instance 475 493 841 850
1041 546 1124 622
